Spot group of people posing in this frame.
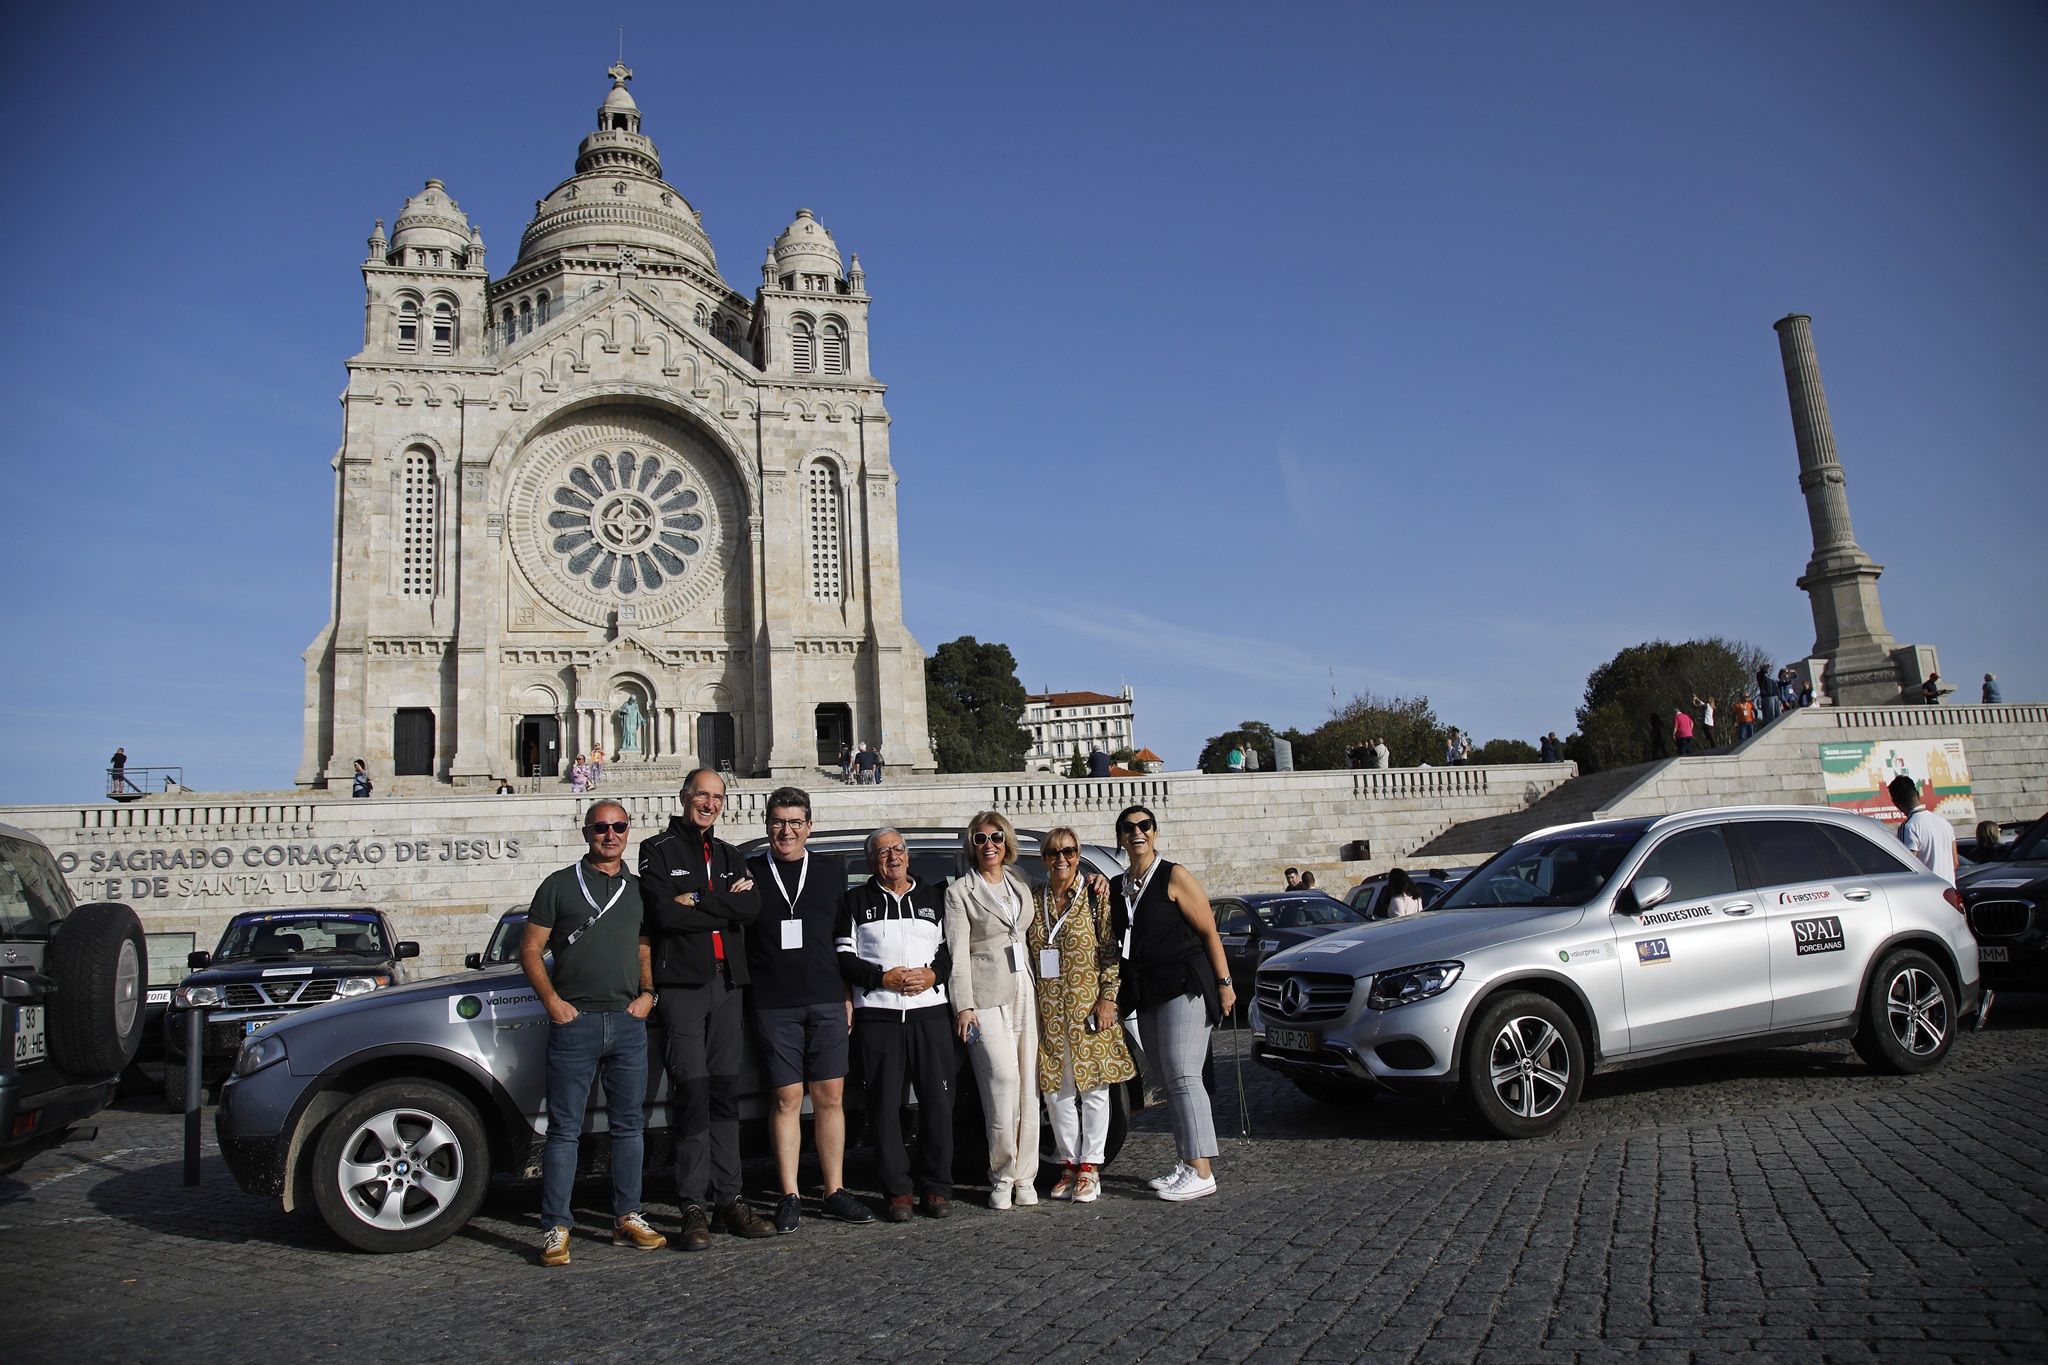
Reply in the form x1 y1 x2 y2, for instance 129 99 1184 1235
519 772 1236 1267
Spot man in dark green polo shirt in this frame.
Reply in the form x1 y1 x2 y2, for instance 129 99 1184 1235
523 799 665 1265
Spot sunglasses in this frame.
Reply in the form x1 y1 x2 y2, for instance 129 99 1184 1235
1042 846 1080 860
585 821 630 835
1115 818 1156 836
970 831 1007 847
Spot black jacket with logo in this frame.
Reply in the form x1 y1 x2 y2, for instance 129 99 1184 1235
638 818 760 987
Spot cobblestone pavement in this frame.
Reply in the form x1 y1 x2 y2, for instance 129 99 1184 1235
10 995 2048 1365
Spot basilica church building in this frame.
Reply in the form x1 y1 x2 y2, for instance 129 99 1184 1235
297 65 935 788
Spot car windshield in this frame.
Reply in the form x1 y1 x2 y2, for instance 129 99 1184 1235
216 914 388 960
1439 828 1648 909
0 834 72 938
1267 900 1367 928
2009 819 2048 862
483 915 528 965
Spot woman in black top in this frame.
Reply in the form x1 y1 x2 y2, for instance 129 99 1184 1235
1111 804 1235 1202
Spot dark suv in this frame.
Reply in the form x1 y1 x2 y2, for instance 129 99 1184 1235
164 908 418 1106
1959 812 2048 989
1 822 148 1175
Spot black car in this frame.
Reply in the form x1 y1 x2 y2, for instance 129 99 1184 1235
1214 892 1368 1006
1958 812 2048 990
1 822 148 1176
163 908 419 1107
465 908 529 969
1345 867 1474 918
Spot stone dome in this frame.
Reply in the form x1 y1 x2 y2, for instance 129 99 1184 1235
390 179 473 255
514 69 718 274
772 209 842 285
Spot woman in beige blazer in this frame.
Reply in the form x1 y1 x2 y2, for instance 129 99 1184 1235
945 810 1040 1209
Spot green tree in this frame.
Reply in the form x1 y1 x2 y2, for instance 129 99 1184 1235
1562 637 1772 774
1471 737 1540 764
1067 746 1087 778
925 636 1031 774
1290 691 1451 770
1198 722 1277 773
1109 745 1137 768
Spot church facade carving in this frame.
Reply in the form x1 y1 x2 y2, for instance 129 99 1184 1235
298 65 934 787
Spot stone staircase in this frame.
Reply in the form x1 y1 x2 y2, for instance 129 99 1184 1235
1406 760 1665 859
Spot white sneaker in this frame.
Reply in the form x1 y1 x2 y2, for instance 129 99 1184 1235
988 1177 1013 1211
1148 1162 1190 1190
1158 1166 1217 1202
1013 1179 1039 1207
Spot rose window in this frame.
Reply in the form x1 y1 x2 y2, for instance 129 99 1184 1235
545 450 703 595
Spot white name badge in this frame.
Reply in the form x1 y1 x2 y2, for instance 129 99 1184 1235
1039 949 1060 979
781 919 803 950
1006 943 1026 973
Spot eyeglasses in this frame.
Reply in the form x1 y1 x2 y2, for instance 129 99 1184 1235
1043 846 1080 860
873 845 908 858
768 817 810 832
1115 818 1156 836
685 790 726 804
585 821 630 835
970 831 1007 847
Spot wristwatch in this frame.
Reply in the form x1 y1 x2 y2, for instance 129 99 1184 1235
1217 976 1233 987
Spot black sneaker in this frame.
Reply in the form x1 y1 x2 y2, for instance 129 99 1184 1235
821 1187 876 1225
773 1193 802 1234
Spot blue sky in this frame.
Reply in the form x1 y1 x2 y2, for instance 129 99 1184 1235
1 1 2042 803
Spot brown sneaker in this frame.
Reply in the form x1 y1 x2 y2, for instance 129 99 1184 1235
883 1195 914 1223
613 1211 667 1249
720 1199 776 1239
921 1194 953 1220
541 1224 571 1267
678 1203 714 1251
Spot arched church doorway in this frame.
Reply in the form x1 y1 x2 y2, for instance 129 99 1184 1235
518 715 561 778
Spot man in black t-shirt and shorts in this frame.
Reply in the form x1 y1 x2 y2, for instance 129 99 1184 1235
746 786 876 1232
522 800 665 1266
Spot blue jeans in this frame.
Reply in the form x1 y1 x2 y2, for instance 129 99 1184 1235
1738 721 1755 742
540 1008 648 1230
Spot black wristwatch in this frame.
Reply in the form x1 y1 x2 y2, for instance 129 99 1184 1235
1217 976 1233 987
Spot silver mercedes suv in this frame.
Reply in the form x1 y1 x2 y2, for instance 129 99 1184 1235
1252 806 1980 1136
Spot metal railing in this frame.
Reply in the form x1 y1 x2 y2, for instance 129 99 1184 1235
106 766 183 801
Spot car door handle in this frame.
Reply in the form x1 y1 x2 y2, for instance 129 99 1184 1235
1842 888 1873 902
1721 902 1755 915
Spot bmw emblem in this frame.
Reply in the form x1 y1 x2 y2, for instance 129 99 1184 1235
395 1160 411 1176
1279 978 1305 1018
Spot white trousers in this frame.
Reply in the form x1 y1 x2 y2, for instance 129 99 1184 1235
1043 1053 1112 1164
966 1002 1039 1183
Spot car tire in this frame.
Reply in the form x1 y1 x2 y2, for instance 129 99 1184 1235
46 903 147 1078
1462 991 1584 1139
1852 949 1956 1075
1289 1076 1372 1105
311 1079 490 1253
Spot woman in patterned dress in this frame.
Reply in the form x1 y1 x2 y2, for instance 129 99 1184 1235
1025 826 1134 1203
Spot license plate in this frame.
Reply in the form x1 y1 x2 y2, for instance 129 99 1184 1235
13 1005 46 1064
1267 1025 1320 1055
1979 945 2009 963
146 988 171 1005
244 1018 277 1036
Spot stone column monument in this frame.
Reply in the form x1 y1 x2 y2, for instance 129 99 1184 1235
1772 313 1938 705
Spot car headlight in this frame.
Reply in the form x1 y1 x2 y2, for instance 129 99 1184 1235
334 974 390 997
234 1031 288 1077
1366 961 1463 1011
174 984 223 1007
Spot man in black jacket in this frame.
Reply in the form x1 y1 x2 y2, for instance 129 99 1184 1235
638 768 773 1246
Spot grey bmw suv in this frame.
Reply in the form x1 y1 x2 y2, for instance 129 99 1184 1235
1252 806 1980 1136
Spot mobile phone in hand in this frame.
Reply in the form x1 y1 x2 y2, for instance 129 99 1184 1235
965 1020 981 1045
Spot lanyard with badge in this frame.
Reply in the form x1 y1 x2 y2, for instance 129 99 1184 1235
1121 858 1161 961
993 878 1030 974
567 861 627 948
1038 884 1082 979
769 852 809 950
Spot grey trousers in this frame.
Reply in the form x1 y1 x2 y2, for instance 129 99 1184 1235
1138 993 1217 1162
658 972 744 1209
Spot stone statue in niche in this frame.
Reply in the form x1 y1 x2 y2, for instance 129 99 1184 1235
616 696 645 755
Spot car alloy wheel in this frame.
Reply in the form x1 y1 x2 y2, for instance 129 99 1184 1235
1488 1015 1572 1120
1855 948 1957 1076
1885 966 1949 1056
310 1079 489 1252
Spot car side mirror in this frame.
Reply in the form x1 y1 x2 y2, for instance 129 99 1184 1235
396 942 420 960
1623 876 1673 915
464 953 483 970
187 950 211 970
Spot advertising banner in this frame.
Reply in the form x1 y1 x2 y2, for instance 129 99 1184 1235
1819 738 1975 825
